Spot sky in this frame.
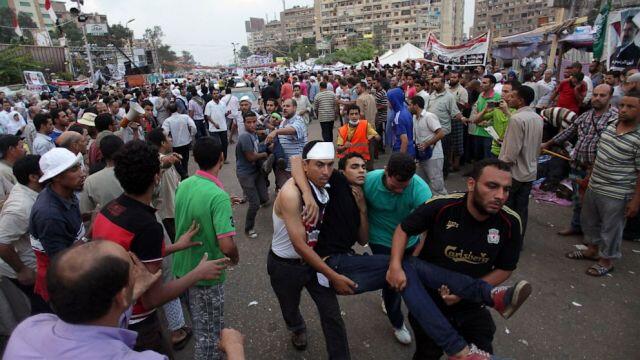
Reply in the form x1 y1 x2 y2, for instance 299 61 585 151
70 0 475 66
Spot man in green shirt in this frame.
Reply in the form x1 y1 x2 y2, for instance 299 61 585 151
174 136 239 360
363 152 432 344
468 75 501 160
490 80 519 157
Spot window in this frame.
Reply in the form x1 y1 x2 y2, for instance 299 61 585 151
43 13 50 18
20 1 30 6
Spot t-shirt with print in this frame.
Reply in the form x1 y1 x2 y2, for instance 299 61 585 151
92 194 165 320
236 132 260 176
400 193 522 309
173 171 236 286
363 169 432 248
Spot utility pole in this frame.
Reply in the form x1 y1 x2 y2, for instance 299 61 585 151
231 42 239 66
76 2 95 79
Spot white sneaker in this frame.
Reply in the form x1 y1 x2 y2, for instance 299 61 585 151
381 299 387 315
393 324 412 345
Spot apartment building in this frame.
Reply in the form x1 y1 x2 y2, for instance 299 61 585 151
313 0 465 51
245 17 265 52
281 5 315 43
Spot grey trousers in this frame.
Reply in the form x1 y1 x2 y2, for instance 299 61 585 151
417 158 448 196
237 171 269 232
188 284 225 360
581 189 628 259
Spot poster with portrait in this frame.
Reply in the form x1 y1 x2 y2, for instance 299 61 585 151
606 7 640 71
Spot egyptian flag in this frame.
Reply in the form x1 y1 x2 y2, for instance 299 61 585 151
12 10 22 37
44 0 57 21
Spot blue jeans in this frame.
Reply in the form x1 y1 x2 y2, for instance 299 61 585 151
369 243 415 329
325 254 494 356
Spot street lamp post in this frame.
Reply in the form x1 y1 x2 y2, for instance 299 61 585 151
125 18 135 64
231 42 240 67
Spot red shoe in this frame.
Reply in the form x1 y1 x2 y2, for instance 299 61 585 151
491 280 532 319
447 344 492 359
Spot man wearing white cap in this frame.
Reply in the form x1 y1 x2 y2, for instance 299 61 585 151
268 140 349 358
29 147 86 304
282 144 532 360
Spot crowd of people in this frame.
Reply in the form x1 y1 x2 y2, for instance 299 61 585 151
0 55 637 360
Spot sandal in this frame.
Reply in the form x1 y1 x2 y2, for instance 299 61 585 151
565 250 600 261
586 264 614 277
172 326 193 351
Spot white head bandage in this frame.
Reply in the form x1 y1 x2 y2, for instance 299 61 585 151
304 142 335 160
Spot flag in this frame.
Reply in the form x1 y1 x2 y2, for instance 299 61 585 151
44 0 57 21
593 0 611 60
12 10 22 37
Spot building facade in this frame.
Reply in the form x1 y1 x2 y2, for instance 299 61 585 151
245 17 265 52
280 5 315 43
313 0 464 51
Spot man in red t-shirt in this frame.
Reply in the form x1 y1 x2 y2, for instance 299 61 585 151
550 72 586 114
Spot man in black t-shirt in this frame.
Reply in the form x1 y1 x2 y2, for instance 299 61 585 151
387 158 524 359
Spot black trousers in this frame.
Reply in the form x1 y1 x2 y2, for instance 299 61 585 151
211 131 229 161
624 212 640 241
506 180 533 238
320 121 334 142
131 312 174 359
194 120 209 139
267 251 350 360
409 305 496 359
172 143 191 180
8 277 51 315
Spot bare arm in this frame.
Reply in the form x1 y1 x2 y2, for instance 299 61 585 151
386 224 410 291
219 236 239 265
278 185 356 294
140 255 227 310
400 134 408 153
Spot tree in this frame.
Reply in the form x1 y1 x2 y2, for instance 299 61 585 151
238 45 251 60
107 24 133 48
85 23 133 48
0 7 35 45
180 50 196 71
60 21 83 46
143 26 163 49
316 40 376 65
157 44 177 72
289 38 318 61
0 45 43 85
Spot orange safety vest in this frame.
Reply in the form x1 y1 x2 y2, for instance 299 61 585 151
337 120 370 160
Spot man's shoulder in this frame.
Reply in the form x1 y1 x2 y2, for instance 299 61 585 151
499 205 523 232
422 193 466 209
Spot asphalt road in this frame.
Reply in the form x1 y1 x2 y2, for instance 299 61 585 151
178 120 639 360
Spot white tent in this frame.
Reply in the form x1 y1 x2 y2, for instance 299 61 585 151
377 50 394 61
379 43 424 65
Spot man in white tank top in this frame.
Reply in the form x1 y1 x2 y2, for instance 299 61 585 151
268 141 352 359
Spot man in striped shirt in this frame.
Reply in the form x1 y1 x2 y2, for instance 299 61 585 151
565 91 640 276
266 98 308 189
542 84 616 236
314 82 337 142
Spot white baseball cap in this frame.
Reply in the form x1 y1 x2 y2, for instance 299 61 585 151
239 95 251 103
39 148 83 183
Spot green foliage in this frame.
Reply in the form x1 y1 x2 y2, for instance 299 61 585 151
60 22 83 46
0 45 43 85
157 44 177 72
0 8 36 45
288 38 318 61
238 45 251 60
55 71 74 81
316 40 376 65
